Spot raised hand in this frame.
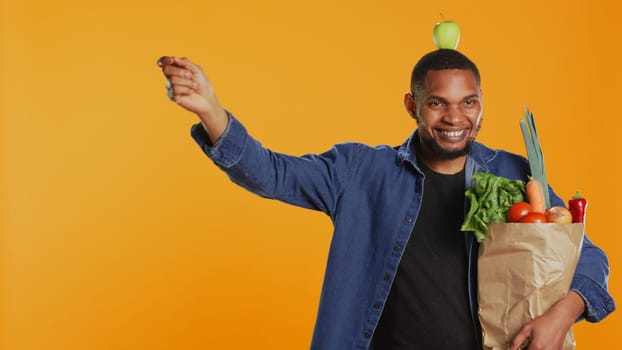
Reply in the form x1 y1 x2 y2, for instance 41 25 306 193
157 56 228 142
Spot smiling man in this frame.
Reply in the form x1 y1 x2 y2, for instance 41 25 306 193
157 49 614 350
406 67 483 173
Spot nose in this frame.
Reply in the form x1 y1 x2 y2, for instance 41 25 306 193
443 104 463 124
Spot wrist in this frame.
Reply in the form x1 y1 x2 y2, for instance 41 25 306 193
197 103 229 144
197 94 223 118
554 291 586 326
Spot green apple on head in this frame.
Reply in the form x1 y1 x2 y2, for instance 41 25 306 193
433 20 461 49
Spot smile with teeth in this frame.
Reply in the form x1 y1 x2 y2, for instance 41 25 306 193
436 128 468 140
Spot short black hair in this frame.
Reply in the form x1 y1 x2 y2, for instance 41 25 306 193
410 49 481 98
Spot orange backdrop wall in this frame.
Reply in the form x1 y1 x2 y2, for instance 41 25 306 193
1 0 620 348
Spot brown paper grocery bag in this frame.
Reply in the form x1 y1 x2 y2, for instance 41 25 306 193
478 223 584 350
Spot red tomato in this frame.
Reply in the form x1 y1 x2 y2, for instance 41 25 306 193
507 202 533 222
518 212 548 223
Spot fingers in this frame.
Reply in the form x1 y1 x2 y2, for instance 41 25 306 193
156 56 172 67
158 56 192 80
169 83 195 97
162 65 193 80
168 75 194 88
157 55 213 112
165 78 196 103
160 60 196 96
158 56 197 100
509 325 532 350
168 56 202 74
157 56 201 75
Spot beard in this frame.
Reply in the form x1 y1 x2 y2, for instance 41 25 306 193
416 116 482 160
420 136 474 160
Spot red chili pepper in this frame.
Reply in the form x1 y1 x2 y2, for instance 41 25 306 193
568 191 588 223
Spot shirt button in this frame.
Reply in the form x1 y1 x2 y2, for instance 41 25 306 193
405 216 413 223
364 331 372 338
393 245 401 252
383 274 391 281
373 303 381 309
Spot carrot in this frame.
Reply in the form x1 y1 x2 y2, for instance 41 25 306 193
526 178 546 213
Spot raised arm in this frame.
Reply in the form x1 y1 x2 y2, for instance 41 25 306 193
156 56 361 218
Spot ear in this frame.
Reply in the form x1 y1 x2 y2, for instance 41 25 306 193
404 93 417 120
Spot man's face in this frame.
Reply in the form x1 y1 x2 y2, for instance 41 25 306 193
408 69 483 160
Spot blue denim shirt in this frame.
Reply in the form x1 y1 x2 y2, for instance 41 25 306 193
191 113 615 350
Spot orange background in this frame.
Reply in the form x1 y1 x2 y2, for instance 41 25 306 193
1 0 620 349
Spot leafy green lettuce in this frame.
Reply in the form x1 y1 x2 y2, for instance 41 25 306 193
461 173 526 243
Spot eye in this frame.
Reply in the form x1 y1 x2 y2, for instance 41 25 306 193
428 100 444 108
464 98 479 107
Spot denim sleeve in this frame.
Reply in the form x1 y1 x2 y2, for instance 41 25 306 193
570 235 616 322
190 112 358 219
548 191 616 322
191 112 247 168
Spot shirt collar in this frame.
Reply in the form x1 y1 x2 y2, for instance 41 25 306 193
396 129 421 169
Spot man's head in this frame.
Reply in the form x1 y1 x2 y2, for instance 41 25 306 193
404 49 483 169
410 49 480 100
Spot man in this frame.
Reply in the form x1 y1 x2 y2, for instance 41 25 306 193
157 50 614 350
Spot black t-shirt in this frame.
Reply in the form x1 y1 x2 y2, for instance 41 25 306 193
370 163 477 350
